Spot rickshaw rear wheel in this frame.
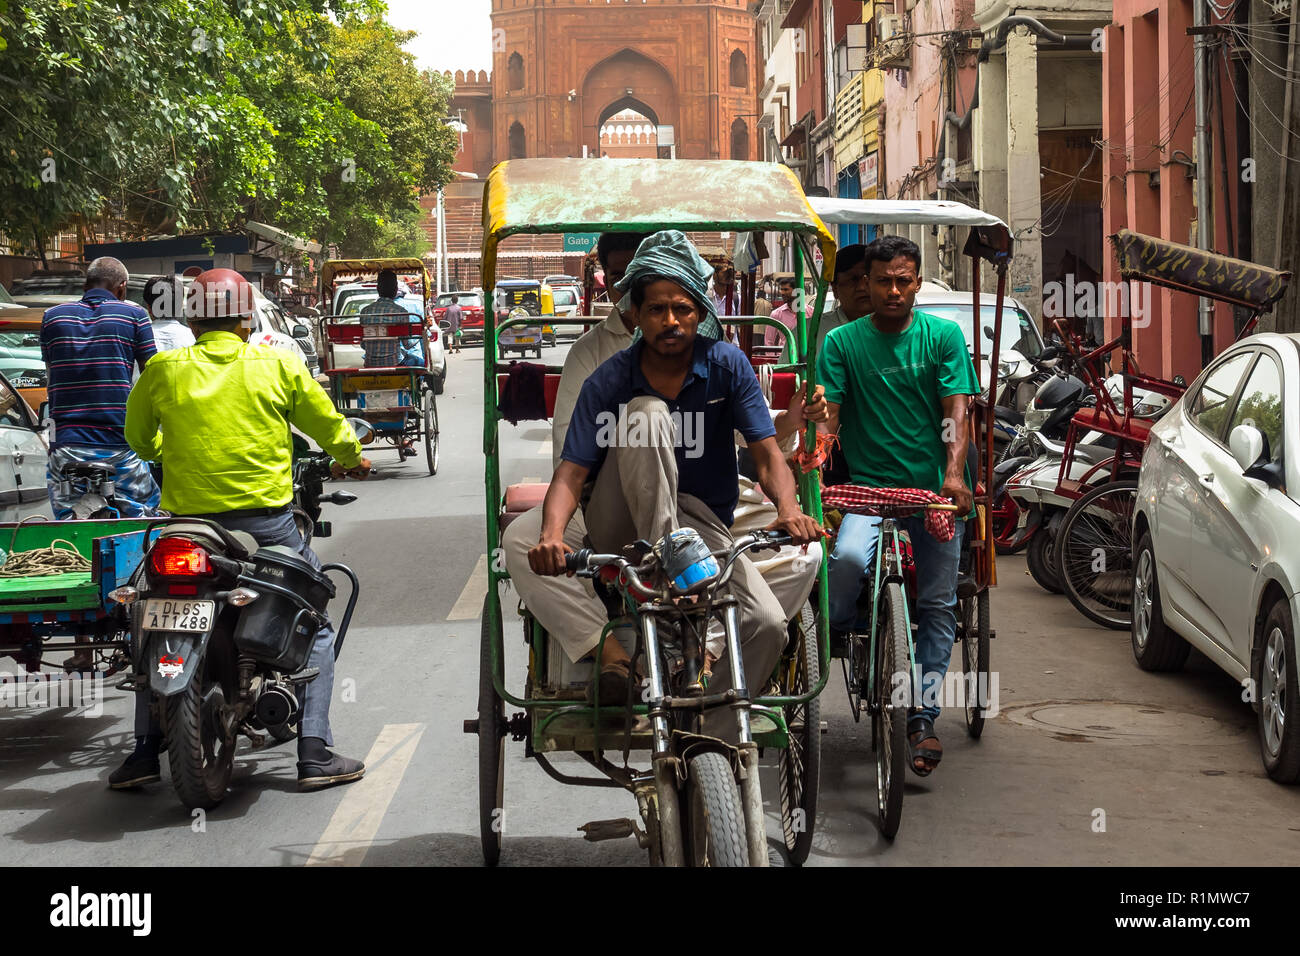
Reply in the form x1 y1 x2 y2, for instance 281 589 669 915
478 596 506 866
424 398 439 476
960 589 990 739
779 603 821 865
684 751 748 867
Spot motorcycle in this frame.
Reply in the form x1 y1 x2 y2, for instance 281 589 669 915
109 447 362 811
999 375 1174 589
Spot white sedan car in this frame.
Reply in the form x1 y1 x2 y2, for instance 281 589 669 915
1132 332 1300 781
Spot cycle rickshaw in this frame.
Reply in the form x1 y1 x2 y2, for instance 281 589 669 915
801 196 1013 837
1050 229 1290 630
316 257 440 475
466 158 838 867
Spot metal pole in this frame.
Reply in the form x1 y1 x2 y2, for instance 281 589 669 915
435 188 445 297
1193 0 1215 366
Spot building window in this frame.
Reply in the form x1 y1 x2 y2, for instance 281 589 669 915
729 49 748 88
731 118 749 160
509 122 526 159
507 52 524 91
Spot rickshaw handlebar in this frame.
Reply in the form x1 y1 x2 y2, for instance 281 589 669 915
564 531 794 599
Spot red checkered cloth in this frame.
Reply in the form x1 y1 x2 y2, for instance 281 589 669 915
822 485 957 542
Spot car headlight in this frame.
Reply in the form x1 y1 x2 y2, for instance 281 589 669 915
1133 399 1164 418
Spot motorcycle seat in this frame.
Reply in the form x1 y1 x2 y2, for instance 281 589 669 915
994 406 1024 425
160 522 259 559
1074 443 1115 466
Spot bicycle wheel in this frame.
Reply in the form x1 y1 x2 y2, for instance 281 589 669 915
960 588 990 738
1057 480 1138 630
424 395 440 476
477 596 505 865
779 603 821 866
872 581 909 839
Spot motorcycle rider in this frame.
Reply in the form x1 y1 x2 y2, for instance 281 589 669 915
118 268 372 792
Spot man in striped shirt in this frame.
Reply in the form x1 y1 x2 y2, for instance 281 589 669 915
41 257 161 519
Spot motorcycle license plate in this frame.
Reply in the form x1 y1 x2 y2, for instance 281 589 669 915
142 599 215 633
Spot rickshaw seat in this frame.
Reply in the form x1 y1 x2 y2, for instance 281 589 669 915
496 372 562 421
501 483 550 530
1070 406 1154 442
769 372 797 412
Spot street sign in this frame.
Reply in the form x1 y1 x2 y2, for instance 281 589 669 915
563 233 600 253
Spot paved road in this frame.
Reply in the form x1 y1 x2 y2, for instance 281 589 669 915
2 344 1297 866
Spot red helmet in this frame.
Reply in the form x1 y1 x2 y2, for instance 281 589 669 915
188 268 256 322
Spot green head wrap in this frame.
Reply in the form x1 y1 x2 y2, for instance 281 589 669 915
613 230 724 341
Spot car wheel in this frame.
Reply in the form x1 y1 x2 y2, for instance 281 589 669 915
1130 531 1189 671
1257 597 1300 782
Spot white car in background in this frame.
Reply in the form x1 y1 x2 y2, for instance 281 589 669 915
1132 333 1300 781
913 284 1046 386
0 371 48 513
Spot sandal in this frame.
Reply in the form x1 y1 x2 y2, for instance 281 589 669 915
587 660 632 706
907 715 943 777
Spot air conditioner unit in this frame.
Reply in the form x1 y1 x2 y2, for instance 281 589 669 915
876 13 910 69
877 12 902 44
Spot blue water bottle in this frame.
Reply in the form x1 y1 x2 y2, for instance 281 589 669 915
655 528 719 590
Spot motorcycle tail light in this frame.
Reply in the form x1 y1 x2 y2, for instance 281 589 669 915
150 537 213 578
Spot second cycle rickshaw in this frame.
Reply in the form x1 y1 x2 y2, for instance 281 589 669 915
801 197 1014 838
317 258 441 475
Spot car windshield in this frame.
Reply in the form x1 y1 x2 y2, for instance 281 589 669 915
13 276 83 296
0 332 41 350
437 293 482 308
553 289 577 306
919 304 1043 359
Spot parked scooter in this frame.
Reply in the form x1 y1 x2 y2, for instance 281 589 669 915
109 451 362 811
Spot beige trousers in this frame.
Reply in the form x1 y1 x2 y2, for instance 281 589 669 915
501 419 822 667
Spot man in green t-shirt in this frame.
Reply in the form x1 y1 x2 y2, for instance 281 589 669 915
818 235 980 777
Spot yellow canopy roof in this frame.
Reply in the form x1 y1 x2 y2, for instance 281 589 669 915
480 158 836 284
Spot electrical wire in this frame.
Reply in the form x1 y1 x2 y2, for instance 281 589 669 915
1220 40 1300 163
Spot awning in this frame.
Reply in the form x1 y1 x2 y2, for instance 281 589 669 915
808 197 1013 263
245 221 322 256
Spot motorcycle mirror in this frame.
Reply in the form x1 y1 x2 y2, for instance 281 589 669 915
346 417 376 445
1039 345 1061 360
325 490 358 506
983 324 995 340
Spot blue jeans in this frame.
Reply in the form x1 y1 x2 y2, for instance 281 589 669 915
135 509 337 747
828 513 964 723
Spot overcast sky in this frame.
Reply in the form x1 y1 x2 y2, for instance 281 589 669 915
386 0 495 74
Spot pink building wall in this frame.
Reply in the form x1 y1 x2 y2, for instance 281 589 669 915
1103 0 1242 381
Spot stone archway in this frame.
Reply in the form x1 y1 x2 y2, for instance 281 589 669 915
581 48 677 157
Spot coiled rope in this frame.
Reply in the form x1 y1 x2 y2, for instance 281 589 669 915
0 516 91 577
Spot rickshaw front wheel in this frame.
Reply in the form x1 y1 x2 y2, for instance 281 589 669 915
424 399 439 476
684 751 748 867
960 589 990 739
779 603 821 865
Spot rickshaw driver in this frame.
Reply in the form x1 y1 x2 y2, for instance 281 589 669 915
818 235 979 777
504 233 827 697
529 230 823 721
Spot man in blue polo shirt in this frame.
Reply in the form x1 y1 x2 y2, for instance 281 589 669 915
529 230 822 710
42 257 160 519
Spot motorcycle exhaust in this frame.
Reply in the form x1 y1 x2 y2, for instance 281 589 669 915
256 682 299 727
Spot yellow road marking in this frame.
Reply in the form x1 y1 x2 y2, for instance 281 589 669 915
305 722 426 867
447 553 488 621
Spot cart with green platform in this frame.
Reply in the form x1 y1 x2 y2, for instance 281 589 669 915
0 518 151 674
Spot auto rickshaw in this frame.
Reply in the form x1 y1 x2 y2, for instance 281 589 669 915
467 157 837 867
494 278 554 356
316 258 440 476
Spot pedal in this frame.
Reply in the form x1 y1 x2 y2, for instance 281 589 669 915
956 575 978 600
578 818 637 843
287 667 321 685
115 675 140 692
462 719 479 734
